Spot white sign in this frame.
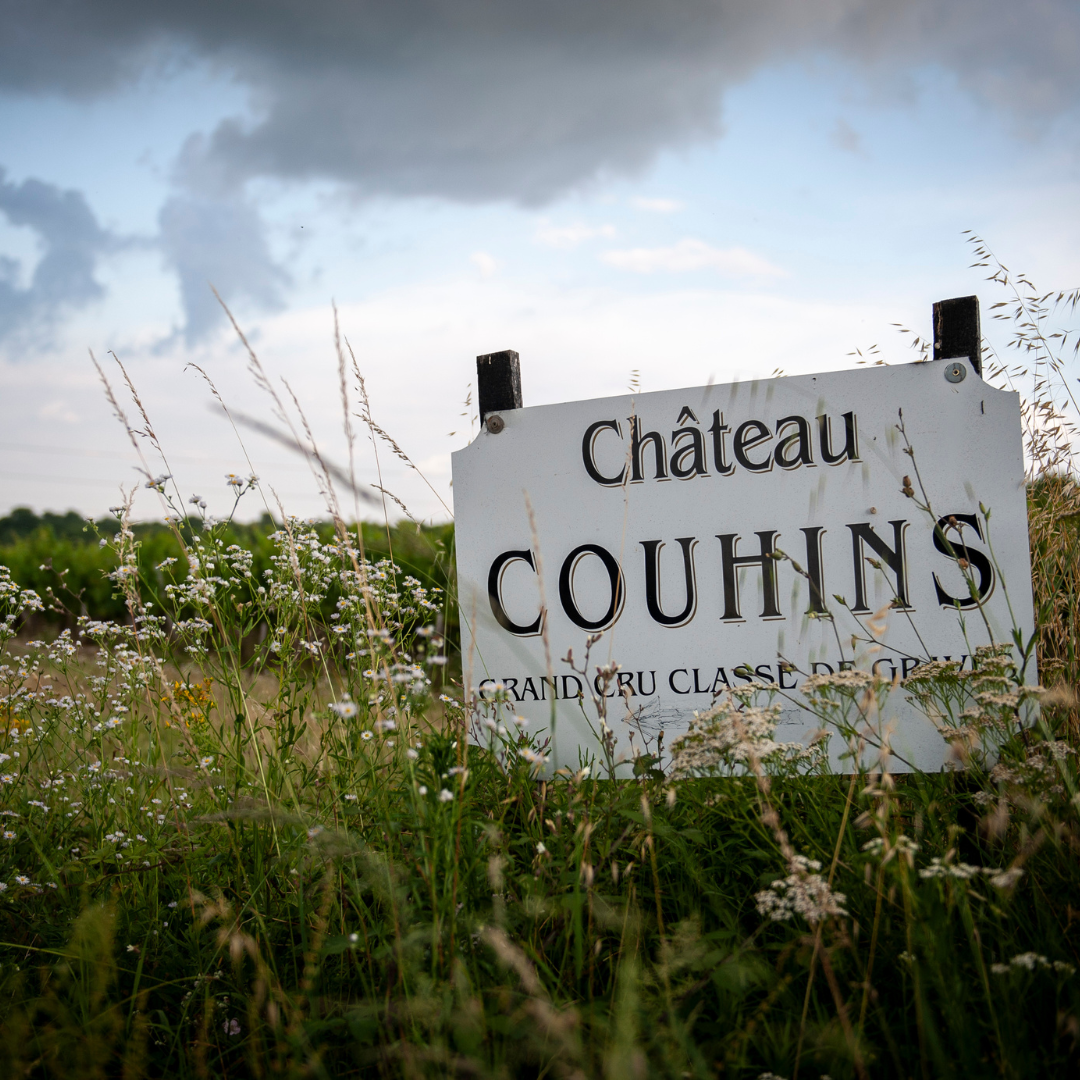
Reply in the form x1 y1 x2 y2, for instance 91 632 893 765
452 360 1034 773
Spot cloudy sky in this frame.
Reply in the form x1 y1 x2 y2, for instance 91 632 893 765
1 0 1078 523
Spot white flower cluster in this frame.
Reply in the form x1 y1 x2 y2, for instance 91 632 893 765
903 659 964 683
861 834 920 867
990 952 1074 976
669 695 809 778
801 669 880 694
918 856 1023 890
0 565 44 617
755 855 848 925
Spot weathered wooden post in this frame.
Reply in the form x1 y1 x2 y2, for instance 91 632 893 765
476 349 522 431
933 295 981 377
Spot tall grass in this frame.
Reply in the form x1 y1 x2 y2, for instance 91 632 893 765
1 250 1080 1078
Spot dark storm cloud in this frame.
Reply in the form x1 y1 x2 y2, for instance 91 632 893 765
0 169 122 344
2 1 1078 204
1 1 1077 340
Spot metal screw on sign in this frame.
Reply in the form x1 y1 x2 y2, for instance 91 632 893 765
485 413 506 434
944 361 967 384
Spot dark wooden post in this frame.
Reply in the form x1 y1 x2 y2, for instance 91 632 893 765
477 350 522 426
933 295 982 377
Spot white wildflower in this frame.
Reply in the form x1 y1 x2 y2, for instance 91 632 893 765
862 834 919 867
801 669 879 693
669 695 790 777
989 867 1024 890
991 953 1075 976
755 854 847 925
919 856 998 881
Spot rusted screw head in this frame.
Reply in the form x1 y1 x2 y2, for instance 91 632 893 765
945 361 967 384
485 414 505 434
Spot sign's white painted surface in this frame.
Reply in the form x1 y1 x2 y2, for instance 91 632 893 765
451 360 1034 773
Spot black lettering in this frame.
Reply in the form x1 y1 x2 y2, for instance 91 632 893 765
669 669 692 694
478 678 497 699
932 514 995 608
811 662 834 675
520 677 540 701
872 658 897 680
733 664 755 684
593 673 618 698
693 668 709 693
641 537 698 627
754 664 775 683
838 660 854 672
801 526 828 614
847 520 911 613
616 672 636 696
711 668 731 692
637 670 657 696
487 550 543 636
734 420 773 472
559 544 625 630
818 411 859 465
629 416 668 482
717 531 782 621
708 411 734 476
778 663 798 690
669 427 707 479
505 677 522 702
540 676 558 700
774 415 814 469
901 658 921 680
560 675 583 699
581 419 626 486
